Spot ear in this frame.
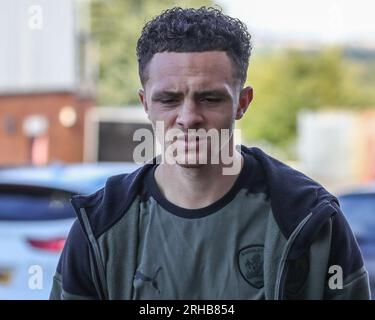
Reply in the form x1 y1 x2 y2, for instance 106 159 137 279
138 88 148 114
235 86 253 120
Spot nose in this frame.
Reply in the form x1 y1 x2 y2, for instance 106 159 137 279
176 99 204 129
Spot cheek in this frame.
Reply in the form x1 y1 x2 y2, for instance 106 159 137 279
206 108 236 128
148 107 177 130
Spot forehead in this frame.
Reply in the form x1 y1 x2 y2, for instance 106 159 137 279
145 51 236 91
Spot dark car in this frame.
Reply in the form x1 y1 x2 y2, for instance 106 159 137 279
338 183 375 299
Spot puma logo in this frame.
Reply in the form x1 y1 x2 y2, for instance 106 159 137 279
134 267 162 293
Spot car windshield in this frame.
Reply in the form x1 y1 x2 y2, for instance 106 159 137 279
339 193 375 240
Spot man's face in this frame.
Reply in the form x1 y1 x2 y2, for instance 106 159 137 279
139 51 252 167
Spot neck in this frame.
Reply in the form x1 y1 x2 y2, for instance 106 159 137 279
154 150 243 209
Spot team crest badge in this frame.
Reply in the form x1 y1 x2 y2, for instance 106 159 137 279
238 245 264 289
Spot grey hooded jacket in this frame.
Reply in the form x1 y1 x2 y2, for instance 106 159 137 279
50 146 371 300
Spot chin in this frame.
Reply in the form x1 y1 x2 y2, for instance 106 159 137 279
173 150 212 167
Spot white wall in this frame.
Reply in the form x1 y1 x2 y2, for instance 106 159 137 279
297 110 357 183
0 0 78 93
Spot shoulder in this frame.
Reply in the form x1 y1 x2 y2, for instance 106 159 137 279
328 201 365 280
70 163 156 238
241 145 338 239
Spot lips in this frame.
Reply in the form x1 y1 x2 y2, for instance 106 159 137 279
175 136 206 146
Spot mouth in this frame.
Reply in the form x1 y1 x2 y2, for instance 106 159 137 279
175 134 207 142
175 136 207 148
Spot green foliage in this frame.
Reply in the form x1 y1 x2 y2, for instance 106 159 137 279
239 47 375 147
91 2 375 149
91 0 214 106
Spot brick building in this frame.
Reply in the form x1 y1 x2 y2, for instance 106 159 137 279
0 93 93 165
0 0 95 166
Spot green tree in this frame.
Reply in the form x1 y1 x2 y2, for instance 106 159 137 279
239 47 375 149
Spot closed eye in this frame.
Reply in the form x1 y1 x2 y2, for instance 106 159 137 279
160 99 178 104
196 91 228 104
199 96 224 104
203 97 222 103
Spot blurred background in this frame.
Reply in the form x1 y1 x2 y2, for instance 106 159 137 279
0 0 374 299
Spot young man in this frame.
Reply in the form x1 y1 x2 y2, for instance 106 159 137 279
50 7 370 300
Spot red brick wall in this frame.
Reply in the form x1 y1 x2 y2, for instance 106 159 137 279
0 92 93 165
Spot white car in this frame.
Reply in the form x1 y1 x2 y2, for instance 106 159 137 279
0 162 138 300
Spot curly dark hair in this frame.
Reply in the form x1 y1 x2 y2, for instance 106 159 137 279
136 7 252 86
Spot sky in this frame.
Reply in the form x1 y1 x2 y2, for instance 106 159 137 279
217 0 375 45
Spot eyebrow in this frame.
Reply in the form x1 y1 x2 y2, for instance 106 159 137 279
151 91 183 101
